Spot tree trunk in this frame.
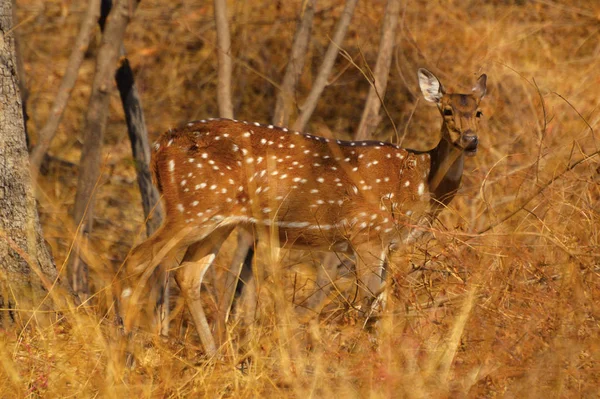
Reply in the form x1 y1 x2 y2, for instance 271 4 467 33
0 1 68 328
214 0 234 119
11 0 29 149
292 0 358 132
354 0 401 141
272 0 316 126
70 0 140 299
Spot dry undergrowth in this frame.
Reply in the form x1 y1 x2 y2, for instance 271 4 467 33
2 0 599 397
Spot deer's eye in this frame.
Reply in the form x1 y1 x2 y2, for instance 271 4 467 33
476 110 483 118
443 108 453 117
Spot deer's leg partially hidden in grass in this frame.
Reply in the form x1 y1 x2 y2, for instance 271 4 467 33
173 225 236 356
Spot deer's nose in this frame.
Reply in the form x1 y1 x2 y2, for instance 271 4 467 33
462 131 478 152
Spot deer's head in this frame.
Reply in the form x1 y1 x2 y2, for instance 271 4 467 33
418 68 487 156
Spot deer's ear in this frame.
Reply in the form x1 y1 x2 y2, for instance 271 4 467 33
473 74 487 100
418 68 444 103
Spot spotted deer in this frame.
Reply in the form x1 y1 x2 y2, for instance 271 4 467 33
121 68 487 356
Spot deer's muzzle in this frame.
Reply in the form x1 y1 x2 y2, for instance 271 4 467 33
462 132 478 156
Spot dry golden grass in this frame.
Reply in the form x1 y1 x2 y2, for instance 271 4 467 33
4 0 599 397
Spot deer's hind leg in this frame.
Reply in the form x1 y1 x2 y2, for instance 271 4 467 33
353 243 388 314
121 222 218 336
214 228 255 339
174 225 236 356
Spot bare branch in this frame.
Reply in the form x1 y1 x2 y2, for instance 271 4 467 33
293 0 358 132
99 0 164 236
115 57 164 236
29 0 101 174
273 0 317 127
354 0 401 141
477 149 600 235
214 0 234 119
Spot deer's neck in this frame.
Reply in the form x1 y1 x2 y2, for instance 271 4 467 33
427 127 465 214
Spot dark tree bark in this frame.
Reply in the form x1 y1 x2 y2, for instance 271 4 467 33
115 58 163 236
99 0 163 237
0 1 69 328
70 0 141 299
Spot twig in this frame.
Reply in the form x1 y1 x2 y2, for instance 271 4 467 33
533 78 547 184
477 149 600 235
552 90 598 152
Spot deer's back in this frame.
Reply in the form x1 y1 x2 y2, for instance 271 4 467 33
150 119 432 248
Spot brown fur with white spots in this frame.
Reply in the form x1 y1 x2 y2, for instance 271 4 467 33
121 68 487 356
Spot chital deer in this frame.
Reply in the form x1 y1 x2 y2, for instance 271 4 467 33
121 68 487 356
